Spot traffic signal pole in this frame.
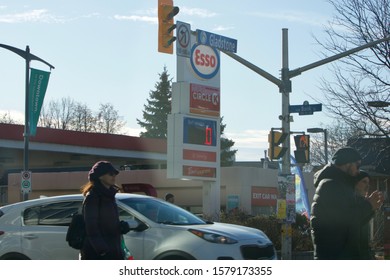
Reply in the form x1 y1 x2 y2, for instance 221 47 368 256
221 29 390 259
280 28 290 176
280 29 292 260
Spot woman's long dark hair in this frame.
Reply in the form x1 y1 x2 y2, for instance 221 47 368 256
80 179 122 196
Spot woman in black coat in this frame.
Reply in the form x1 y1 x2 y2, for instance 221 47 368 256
80 161 130 260
354 171 375 260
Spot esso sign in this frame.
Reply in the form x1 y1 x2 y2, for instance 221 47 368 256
190 44 220 80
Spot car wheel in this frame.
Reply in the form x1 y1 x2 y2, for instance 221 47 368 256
0 252 30 260
161 255 187 260
155 251 196 260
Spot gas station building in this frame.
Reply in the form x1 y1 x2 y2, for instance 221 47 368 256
0 123 315 216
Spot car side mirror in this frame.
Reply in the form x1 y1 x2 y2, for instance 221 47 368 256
126 219 148 232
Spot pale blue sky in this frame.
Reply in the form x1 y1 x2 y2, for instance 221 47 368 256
0 0 340 161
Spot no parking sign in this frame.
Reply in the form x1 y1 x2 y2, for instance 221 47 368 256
21 171 32 194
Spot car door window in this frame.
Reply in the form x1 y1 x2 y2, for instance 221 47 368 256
23 201 82 226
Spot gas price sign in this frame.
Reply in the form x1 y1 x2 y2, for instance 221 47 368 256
183 117 217 146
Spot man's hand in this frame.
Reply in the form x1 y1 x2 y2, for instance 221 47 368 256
367 190 384 210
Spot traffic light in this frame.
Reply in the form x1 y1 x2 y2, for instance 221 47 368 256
158 0 179 54
268 130 288 160
294 134 310 163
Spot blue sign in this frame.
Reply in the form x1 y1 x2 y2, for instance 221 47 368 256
289 101 322 115
183 117 217 146
227 195 240 212
196 29 237 53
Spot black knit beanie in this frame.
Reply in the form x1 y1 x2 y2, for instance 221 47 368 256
331 147 361 165
88 161 119 181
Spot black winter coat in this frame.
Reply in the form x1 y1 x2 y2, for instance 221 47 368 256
80 183 124 260
310 165 373 260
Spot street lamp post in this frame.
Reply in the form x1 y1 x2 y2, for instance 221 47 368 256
307 127 328 164
0 43 54 201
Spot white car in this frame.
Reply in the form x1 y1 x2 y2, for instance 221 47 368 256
0 193 277 260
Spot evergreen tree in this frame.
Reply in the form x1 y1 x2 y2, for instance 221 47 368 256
220 117 237 166
137 66 172 138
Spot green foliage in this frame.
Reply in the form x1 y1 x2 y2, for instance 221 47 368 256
291 213 313 251
220 210 313 251
220 117 237 166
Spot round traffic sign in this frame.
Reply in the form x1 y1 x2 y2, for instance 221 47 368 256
177 24 190 48
22 180 31 189
22 171 31 180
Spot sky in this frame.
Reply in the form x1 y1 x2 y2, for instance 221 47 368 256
0 0 340 161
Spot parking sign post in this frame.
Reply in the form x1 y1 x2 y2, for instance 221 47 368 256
21 171 32 194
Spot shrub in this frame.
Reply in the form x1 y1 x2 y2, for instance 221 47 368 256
219 210 313 251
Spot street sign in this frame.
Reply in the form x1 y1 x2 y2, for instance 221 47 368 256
289 101 322 115
196 29 238 53
21 171 32 194
176 21 191 58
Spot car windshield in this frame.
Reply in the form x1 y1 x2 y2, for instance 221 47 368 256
118 197 206 225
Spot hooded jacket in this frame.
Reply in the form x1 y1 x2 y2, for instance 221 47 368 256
310 164 373 260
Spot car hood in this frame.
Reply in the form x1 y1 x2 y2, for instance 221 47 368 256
182 222 272 244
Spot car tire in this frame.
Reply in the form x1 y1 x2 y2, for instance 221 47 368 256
0 252 30 260
160 255 187 260
155 251 196 260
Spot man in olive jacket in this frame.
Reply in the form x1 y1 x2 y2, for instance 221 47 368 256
310 147 383 259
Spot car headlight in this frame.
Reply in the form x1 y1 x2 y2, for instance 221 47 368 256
188 229 238 244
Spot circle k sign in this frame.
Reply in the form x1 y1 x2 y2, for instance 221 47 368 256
190 44 220 80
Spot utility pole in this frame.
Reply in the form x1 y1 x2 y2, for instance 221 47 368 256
222 30 390 259
280 29 292 259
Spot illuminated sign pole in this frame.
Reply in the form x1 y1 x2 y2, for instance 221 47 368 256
221 29 390 259
167 24 226 220
163 12 239 219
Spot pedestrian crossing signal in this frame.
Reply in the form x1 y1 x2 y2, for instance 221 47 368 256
294 134 310 163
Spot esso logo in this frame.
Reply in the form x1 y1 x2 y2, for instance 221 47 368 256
190 44 220 80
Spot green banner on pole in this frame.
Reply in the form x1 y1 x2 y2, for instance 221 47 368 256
29 68 50 136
